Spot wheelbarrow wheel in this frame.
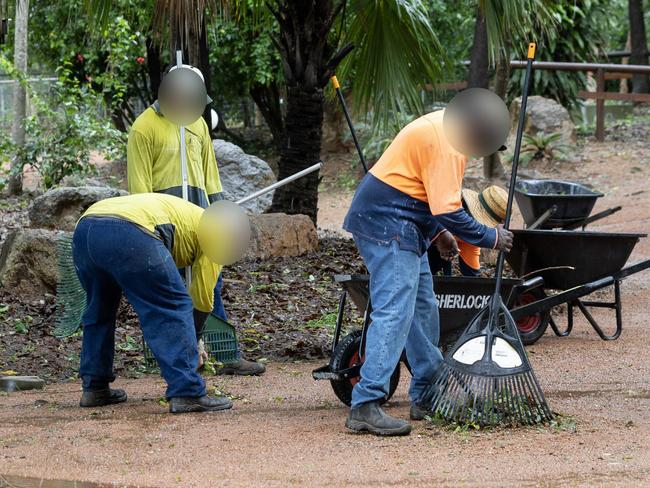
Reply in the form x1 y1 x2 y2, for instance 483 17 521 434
329 330 401 407
514 288 550 345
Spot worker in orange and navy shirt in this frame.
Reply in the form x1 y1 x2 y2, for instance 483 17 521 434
428 185 508 277
342 93 513 437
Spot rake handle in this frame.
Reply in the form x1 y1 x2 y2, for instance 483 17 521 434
493 43 536 292
331 75 369 174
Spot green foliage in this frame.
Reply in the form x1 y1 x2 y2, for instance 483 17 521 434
0 56 126 189
518 132 571 166
24 1 151 128
208 14 281 99
338 0 445 131
508 0 614 108
426 0 475 81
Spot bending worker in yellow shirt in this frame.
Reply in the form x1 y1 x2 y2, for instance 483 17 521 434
127 65 264 376
74 193 243 413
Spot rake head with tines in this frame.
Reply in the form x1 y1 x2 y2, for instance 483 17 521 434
419 295 553 426
53 233 86 338
419 43 552 427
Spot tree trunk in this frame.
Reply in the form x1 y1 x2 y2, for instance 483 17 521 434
467 8 489 89
483 51 509 180
250 81 284 151
629 0 649 93
197 17 214 136
8 0 28 195
268 86 324 223
146 37 162 101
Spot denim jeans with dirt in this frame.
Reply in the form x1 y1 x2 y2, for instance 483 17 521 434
351 235 443 408
73 217 206 399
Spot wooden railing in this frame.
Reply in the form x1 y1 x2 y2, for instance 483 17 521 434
509 61 650 141
433 61 650 142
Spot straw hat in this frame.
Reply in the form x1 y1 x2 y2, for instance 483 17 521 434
461 185 508 227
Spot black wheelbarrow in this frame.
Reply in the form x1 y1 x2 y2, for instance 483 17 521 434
312 274 544 406
506 229 650 343
515 179 622 230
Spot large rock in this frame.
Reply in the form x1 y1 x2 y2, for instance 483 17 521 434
0 229 66 298
29 186 127 231
213 139 276 213
246 213 318 259
510 96 576 146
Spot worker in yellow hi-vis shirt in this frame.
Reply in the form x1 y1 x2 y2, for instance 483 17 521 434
127 65 264 376
73 193 244 413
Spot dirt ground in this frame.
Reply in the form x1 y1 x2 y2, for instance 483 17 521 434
2 115 650 486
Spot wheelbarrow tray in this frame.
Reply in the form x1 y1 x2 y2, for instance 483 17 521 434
334 274 521 337
506 229 646 289
515 179 603 228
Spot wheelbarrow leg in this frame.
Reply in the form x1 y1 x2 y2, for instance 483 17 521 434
575 280 623 341
549 311 572 337
331 291 348 354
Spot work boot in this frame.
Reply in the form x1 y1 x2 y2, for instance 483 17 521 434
409 403 431 421
169 395 233 414
216 358 266 376
80 388 127 408
345 401 412 436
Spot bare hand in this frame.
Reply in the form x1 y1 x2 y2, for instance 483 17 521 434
495 224 514 252
434 230 460 261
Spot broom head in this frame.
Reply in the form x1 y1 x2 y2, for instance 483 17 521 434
420 296 553 426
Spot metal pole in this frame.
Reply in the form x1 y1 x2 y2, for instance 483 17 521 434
176 50 191 284
236 162 322 205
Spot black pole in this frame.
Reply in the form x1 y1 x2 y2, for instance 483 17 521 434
331 75 369 174
493 42 536 293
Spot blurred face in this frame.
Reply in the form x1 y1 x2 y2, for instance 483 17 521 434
158 68 207 126
443 88 510 158
198 201 251 265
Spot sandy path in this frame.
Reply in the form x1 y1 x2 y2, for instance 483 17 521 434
3 125 650 487
2 289 650 488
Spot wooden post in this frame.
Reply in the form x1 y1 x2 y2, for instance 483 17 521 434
595 68 605 142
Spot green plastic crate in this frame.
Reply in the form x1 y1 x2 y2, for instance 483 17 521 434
143 315 239 366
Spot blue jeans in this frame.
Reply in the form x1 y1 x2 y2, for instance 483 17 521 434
212 274 227 321
73 217 206 399
351 235 443 407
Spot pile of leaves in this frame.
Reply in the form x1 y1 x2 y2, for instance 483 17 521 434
0 237 366 381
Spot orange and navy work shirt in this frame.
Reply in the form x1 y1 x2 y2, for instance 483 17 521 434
344 110 497 255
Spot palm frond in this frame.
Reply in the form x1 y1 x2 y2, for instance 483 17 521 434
479 0 556 62
337 0 445 132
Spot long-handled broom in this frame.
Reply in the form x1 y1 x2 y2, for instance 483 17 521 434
419 43 554 426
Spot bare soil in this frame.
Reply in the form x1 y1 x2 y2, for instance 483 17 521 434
2 114 650 486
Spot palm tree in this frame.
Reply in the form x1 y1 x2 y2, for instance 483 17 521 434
86 0 443 222
629 0 649 93
8 0 29 195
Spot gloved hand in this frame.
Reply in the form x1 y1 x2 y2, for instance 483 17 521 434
495 224 514 252
198 339 209 369
434 230 460 261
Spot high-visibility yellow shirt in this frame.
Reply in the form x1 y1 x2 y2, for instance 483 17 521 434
369 110 467 216
127 105 223 209
81 193 221 312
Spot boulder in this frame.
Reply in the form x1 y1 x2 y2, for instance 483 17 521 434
213 139 276 213
509 96 576 146
29 186 127 231
0 229 66 298
246 213 318 259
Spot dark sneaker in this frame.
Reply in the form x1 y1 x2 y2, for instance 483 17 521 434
80 388 127 408
410 403 431 421
216 358 266 376
169 395 233 414
345 401 411 436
